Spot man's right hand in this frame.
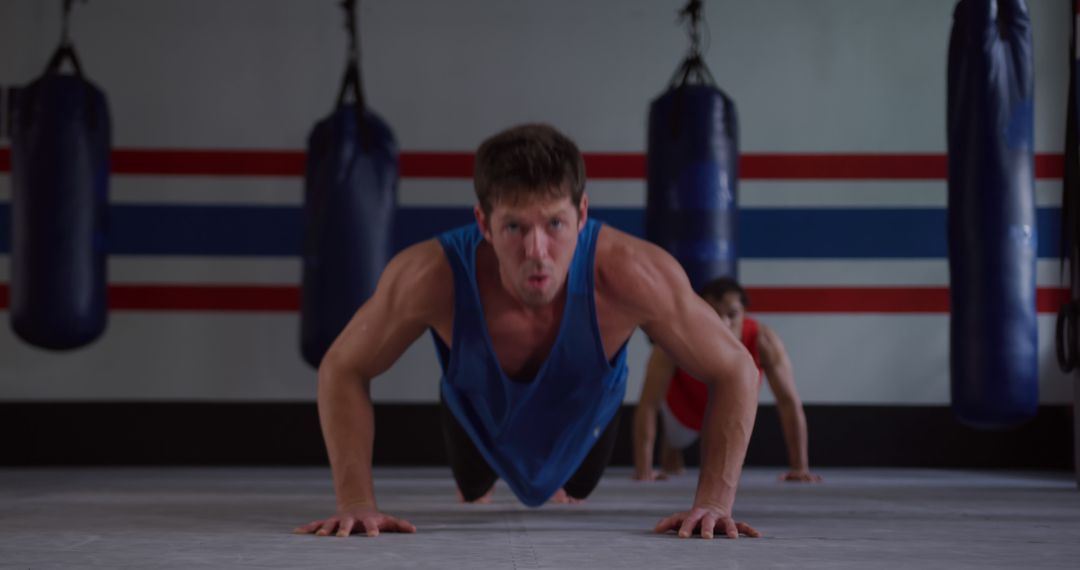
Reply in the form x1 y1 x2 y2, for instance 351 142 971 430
779 470 822 483
632 468 669 482
293 505 416 538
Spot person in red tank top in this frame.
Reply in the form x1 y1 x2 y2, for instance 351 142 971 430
633 277 821 483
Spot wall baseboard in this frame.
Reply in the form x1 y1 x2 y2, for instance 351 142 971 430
0 403 1072 469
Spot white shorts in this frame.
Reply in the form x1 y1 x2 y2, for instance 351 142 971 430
659 400 700 450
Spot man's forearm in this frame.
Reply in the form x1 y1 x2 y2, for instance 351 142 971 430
318 368 377 510
776 400 809 471
632 403 659 474
695 360 758 513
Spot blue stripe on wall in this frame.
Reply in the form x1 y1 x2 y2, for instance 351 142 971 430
0 204 1061 258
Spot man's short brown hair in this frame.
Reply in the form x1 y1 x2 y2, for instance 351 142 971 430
474 124 586 216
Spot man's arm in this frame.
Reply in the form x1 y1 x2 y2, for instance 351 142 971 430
599 232 760 539
632 345 676 481
295 239 451 537
759 325 821 482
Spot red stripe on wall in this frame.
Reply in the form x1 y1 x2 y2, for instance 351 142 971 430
400 152 473 178
0 285 299 312
111 149 306 177
109 285 300 311
749 286 949 313
0 148 1064 180
0 284 1069 314
740 154 944 180
747 286 1071 313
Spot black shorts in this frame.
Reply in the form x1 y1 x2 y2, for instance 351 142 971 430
440 399 621 502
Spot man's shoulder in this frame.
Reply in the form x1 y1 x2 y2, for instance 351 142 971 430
593 225 647 288
593 225 684 314
391 238 451 272
594 224 665 268
382 239 455 310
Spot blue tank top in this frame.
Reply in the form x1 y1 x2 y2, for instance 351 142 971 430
433 219 629 506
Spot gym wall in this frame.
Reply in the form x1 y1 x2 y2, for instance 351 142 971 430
0 0 1072 467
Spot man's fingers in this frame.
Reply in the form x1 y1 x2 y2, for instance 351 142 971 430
654 513 683 534
293 520 323 534
781 471 824 483
362 518 380 537
736 521 761 538
699 514 718 539
677 514 700 539
655 511 759 539
336 518 356 538
385 516 418 534
718 518 739 539
299 512 420 538
315 518 339 537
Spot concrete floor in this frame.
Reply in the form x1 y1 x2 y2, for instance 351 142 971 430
0 467 1077 569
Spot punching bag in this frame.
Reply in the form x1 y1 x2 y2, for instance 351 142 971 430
646 1 738 291
1055 0 1080 487
300 2 397 368
9 42 110 350
947 0 1037 428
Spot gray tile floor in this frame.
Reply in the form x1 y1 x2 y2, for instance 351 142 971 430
1 467 1078 569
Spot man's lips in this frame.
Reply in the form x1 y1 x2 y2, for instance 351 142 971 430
526 274 550 288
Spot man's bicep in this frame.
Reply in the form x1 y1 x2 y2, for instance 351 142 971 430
325 293 428 381
607 234 750 384
645 294 749 386
323 242 447 380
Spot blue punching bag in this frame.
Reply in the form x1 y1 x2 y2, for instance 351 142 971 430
9 40 110 350
300 3 397 368
1054 0 1080 487
646 2 738 291
947 0 1037 428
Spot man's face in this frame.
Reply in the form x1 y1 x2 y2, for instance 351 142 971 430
706 291 745 335
475 190 588 307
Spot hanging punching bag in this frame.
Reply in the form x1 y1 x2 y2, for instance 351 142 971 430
947 0 1037 428
1054 0 1080 487
300 1 397 368
9 40 110 350
646 1 738 291
1056 0 1080 377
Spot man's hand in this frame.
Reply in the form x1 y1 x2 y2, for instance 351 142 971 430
632 468 669 482
779 470 822 483
293 505 416 538
655 506 760 539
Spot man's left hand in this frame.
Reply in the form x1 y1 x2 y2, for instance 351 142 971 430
779 470 822 483
654 507 760 539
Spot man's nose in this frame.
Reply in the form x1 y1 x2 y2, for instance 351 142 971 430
524 227 548 259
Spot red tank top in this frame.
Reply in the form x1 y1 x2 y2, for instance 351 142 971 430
664 316 763 431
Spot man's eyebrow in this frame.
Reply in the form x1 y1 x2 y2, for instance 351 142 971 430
542 207 574 217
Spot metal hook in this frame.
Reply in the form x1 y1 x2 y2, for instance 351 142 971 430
340 0 359 62
59 0 87 47
678 0 703 58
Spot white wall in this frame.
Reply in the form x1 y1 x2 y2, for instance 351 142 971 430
0 1 1072 404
